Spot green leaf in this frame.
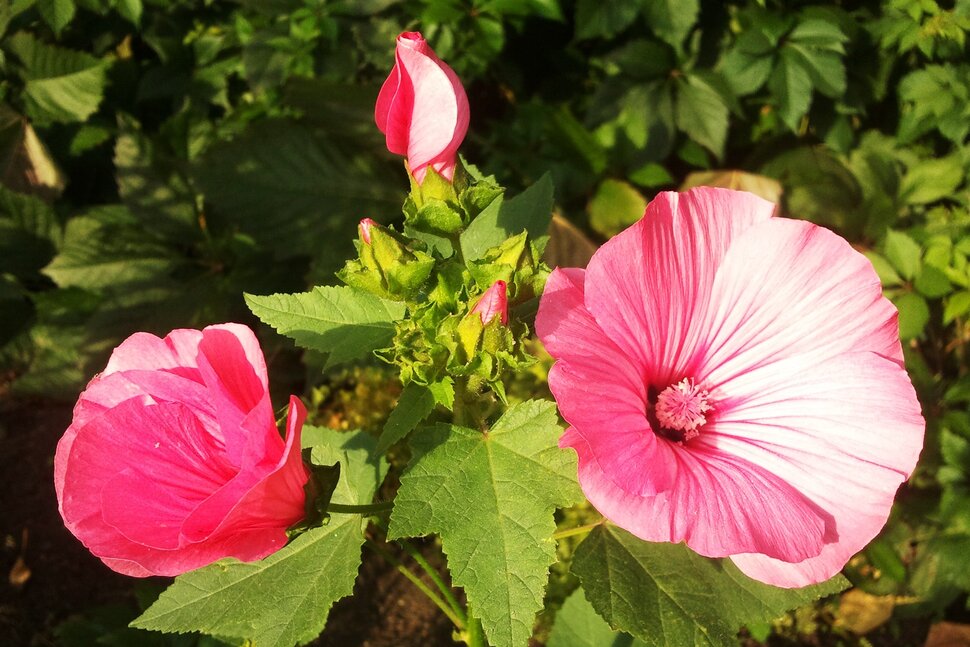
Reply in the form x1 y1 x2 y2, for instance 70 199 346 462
573 525 849 647
460 173 554 261
944 291 970 325
640 0 699 50
114 126 200 240
36 0 75 34
893 291 930 340
548 587 648 647
575 0 640 39
915 264 953 299
768 48 814 131
675 74 729 159
884 230 922 281
863 251 903 288
587 179 646 238
5 32 108 125
899 155 964 206
389 400 582 647
194 120 401 262
43 207 182 290
245 285 405 368
375 383 436 454
132 428 385 646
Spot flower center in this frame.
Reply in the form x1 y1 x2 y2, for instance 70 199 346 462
654 378 712 442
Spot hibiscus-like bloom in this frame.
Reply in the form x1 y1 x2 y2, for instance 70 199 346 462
55 324 308 577
375 31 469 183
536 187 924 588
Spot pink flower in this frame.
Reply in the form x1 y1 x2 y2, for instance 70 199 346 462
472 280 509 325
536 187 924 588
375 31 470 183
54 324 309 577
359 217 377 244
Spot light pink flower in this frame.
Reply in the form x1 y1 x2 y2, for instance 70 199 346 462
472 280 509 325
54 324 308 577
375 31 470 183
536 187 924 588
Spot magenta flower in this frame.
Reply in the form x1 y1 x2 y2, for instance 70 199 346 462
375 31 470 183
472 280 509 325
54 324 309 577
536 187 924 588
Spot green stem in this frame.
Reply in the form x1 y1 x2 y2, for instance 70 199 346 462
397 539 467 625
551 520 604 541
464 608 486 647
326 501 394 515
364 539 466 631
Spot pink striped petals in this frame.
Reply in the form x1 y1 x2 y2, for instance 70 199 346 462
55 324 309 577
536 187 925 588
375 31 469 183
471 280 509 325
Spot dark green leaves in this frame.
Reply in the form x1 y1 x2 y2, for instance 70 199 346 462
389 401 582 647
572 525 849 647
245 285 406 368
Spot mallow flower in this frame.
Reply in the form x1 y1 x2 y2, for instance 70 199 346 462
536 187 924 588
375 31 469 183
54 324 309 577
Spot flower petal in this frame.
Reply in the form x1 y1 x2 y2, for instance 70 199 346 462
696 218 902 389
706 352 924 587
565 426 835 562
103 328 203 380
537 267 677 496
584 188 775 386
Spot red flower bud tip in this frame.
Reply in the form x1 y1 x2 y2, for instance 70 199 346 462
374 31 469 183
471 280 508 326
359 218 377 245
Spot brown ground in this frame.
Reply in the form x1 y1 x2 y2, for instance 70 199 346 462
0 394 453 646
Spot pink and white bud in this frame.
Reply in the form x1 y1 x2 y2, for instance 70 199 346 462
471 281 508 326
374 31 469 183
358 218 377 245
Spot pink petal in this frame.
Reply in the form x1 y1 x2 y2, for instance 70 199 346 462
565 425 835 562
695 218 903 389
103 329 203 380
706 352 924 587
182 397 307 543
64 399 236 551
537 268 677 496
584 188 775 387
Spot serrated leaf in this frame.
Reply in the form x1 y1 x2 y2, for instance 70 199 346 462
389 400 582 647
768 49 813 131
43 207 182 290
894 291 930 340
675 74 729 158
884 230 922 281
376 383 436 455
900 155 964 206
587 179 646 238
133 427 384 646
36 0 75 34
640 0 699 50
944 291 970 325
115 126 200 240
5 32 108 125
548 587 648 647
863 251 904 287
573 525 849 647
460 173 554 262
194 120 400 264
574 0 640 39
245 285 405 368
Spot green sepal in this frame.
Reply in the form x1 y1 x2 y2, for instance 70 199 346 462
408 163 460 207
411 199 465 236
337 224 434 300
288 458 340 538
468 232 551 304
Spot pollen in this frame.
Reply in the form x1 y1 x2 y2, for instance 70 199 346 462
655 378 712 441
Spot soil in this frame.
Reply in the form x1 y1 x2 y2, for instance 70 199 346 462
0 393 454 646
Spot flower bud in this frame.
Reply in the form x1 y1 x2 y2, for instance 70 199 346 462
359 218 377 245
470 280 508 326
375 32 469 184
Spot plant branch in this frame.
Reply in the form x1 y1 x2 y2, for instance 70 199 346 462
396 539 467 625
551 519 604 541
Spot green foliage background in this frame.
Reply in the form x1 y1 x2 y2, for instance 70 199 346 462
2 0 969 644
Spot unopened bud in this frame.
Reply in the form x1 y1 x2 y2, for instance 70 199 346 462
470 281 508 326
359 218 378 245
